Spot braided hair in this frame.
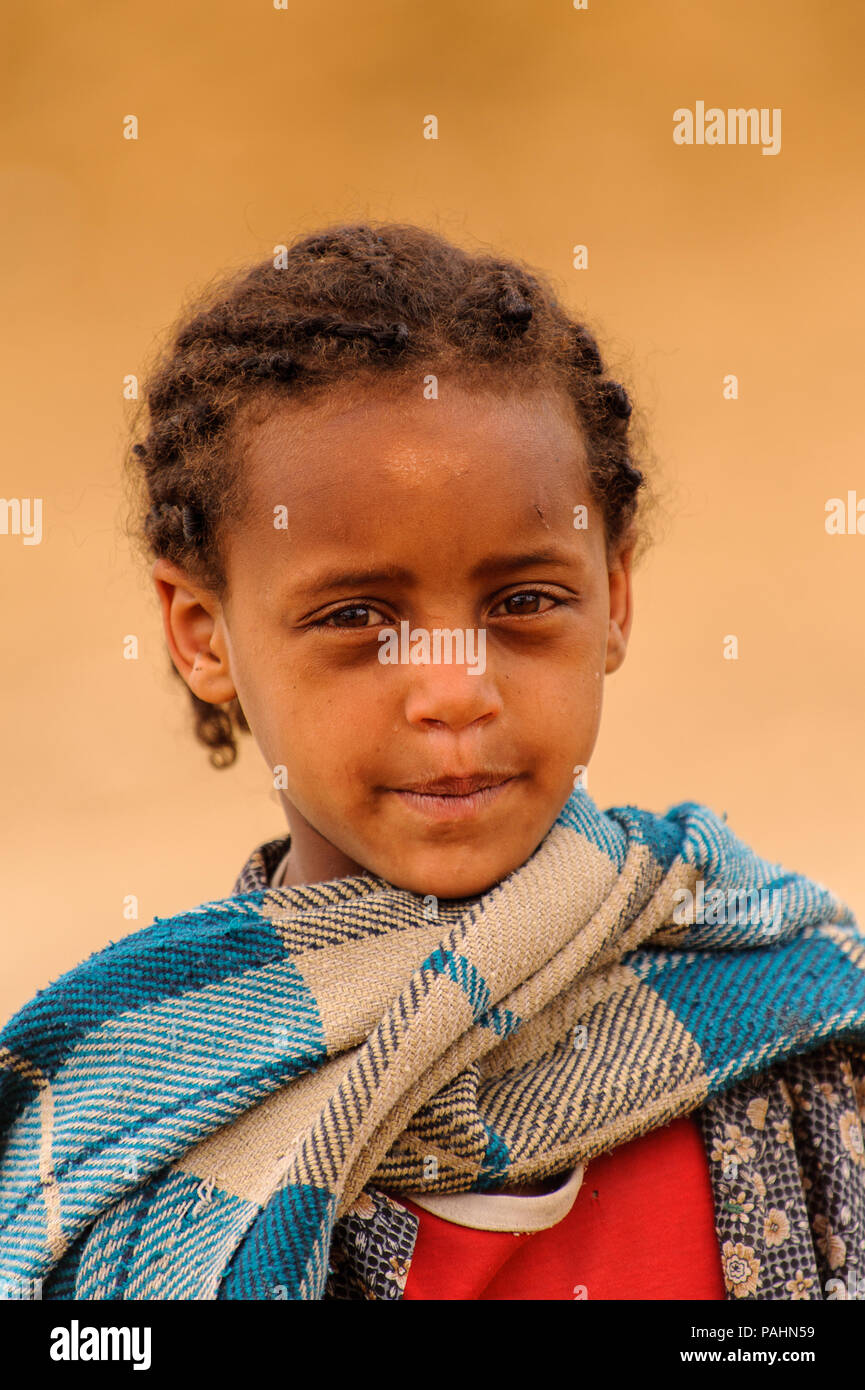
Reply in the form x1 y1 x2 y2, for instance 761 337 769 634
125 222 650 767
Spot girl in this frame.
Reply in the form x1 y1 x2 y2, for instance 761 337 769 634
1 222 864 1302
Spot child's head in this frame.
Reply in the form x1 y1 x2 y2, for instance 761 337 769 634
126 223 651 898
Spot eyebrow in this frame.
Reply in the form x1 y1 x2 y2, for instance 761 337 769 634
292 546 579 599
467 546 578 578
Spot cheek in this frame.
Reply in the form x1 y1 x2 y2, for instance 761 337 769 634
274 678 387 778
534 664 605 763
233 649 305 768
578 664 605 734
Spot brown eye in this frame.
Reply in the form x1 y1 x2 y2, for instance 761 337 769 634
506 593 540 614
494 591 557 616
313 603 392 630
328 605 375 628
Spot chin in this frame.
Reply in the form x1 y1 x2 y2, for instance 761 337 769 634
383 855 518 903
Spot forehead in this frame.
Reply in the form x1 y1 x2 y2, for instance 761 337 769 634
235 377 589 513
219 377 602 597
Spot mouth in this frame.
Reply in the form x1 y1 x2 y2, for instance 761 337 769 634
389 772 518 821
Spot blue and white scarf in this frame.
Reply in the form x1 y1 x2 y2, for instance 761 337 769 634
0 789 862 1299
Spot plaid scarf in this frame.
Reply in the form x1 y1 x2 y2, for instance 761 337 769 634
1 788 864 1301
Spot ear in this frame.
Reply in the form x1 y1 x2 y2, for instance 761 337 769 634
151 557 237 705
605 538 635 675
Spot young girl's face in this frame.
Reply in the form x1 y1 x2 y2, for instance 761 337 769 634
155 377 633 899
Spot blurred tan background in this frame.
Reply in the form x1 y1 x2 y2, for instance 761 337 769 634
2 0 863 1022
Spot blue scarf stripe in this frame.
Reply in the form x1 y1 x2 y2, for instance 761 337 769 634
665 802 737 877
474 1126 511 1190
0 912 288 1096
121 1177 258 1300
40 1227 88 1300
555 790 628 866
2 956 325 1177
605 804 687 870
218 1184 336 1301
422 948 492 1020
628 927 865 1081
0 1055 323 1260
0 1045 329 1266
75 1180 171 1300
478 1003 521 1038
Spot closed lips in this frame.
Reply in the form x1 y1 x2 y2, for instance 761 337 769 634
395 774 514 796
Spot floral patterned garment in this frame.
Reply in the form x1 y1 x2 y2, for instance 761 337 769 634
324 1040 865 1301
697 1040 865 1301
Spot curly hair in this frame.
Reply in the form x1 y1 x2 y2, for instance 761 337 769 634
124 221 654 768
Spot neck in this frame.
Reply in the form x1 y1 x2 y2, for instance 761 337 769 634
277 801 367 888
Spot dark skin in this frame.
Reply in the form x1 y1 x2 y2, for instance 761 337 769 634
153 378 634 905
153 377 634 1196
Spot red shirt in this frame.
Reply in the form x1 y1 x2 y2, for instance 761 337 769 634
399 1113 725 1300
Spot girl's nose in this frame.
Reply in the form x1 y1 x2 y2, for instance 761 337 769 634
402 660 503 733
